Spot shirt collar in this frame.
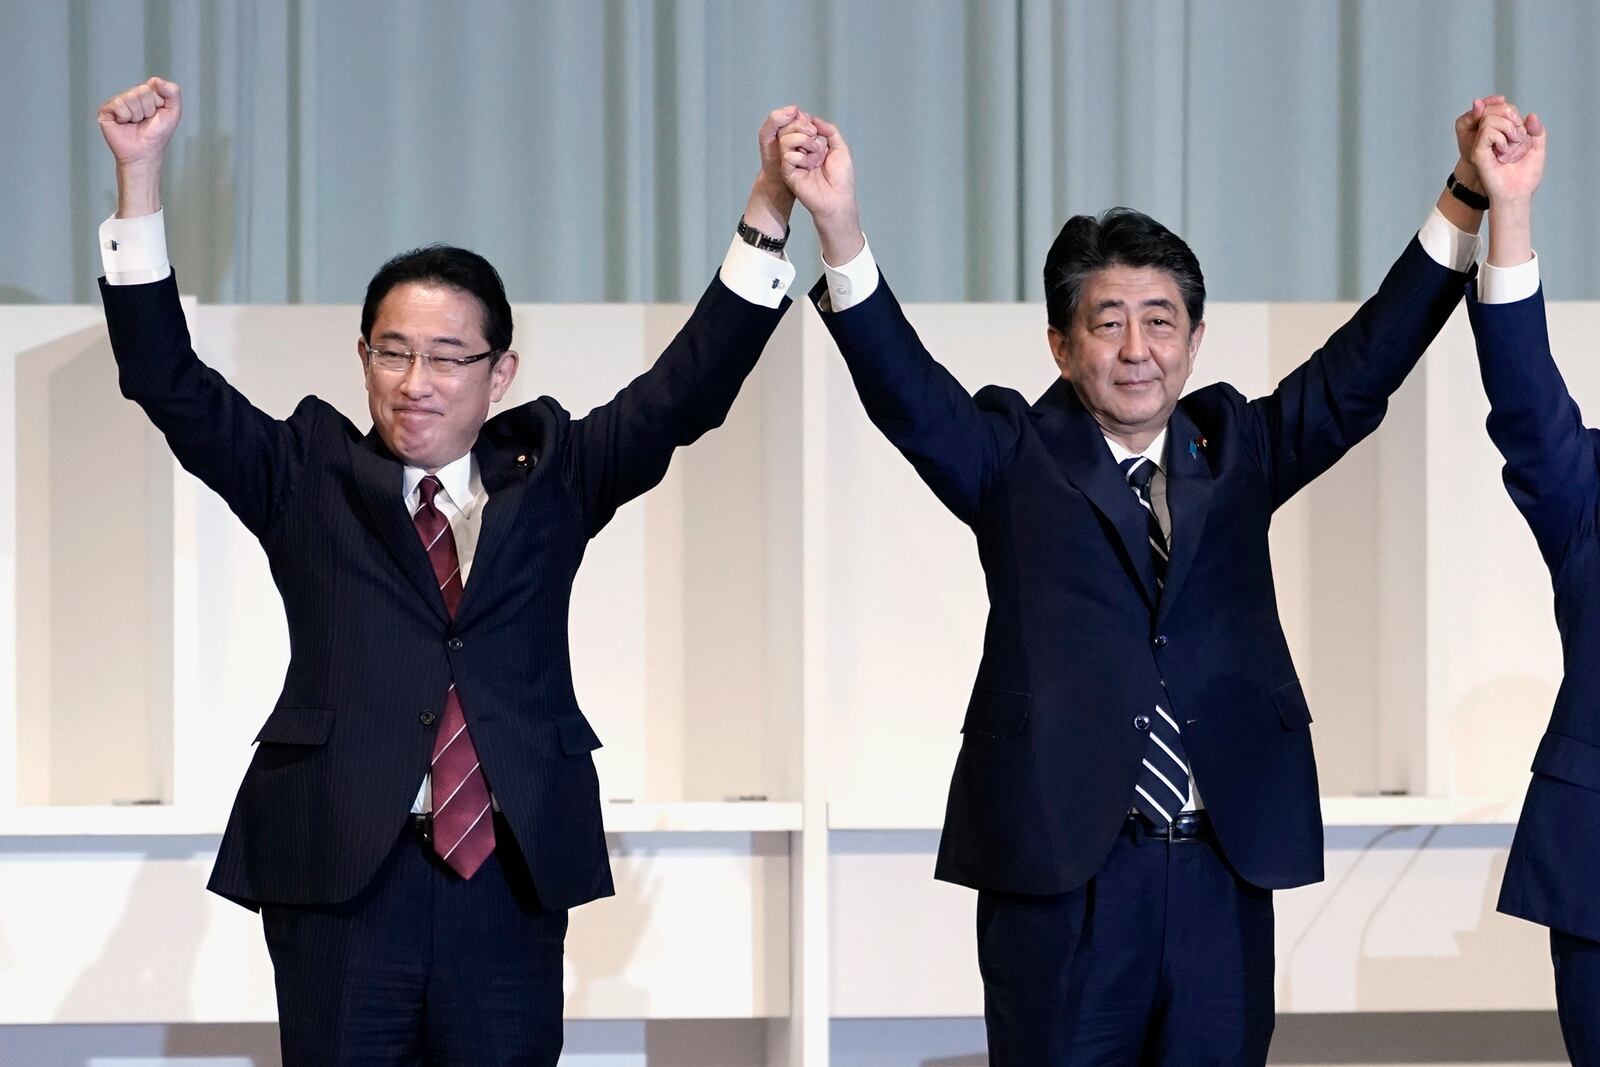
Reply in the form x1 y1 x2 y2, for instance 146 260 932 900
1103 426 1169 471
403 451 481 513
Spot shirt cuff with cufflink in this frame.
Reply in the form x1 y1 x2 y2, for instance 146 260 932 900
100 210 172 285
820 236 880 312
719 234 796 309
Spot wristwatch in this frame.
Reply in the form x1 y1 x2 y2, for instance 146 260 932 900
737 216 789 254
1445 170 1490 211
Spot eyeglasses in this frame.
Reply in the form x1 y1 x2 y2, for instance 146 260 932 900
363 343 499 379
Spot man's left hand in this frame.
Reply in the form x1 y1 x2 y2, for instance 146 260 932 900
743 105 821 244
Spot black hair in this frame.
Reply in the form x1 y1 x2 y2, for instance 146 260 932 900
1043 208 1205 332
360 244 513 354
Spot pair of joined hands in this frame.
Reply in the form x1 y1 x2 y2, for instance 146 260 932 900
1457 94 1546 205
746 105 863 267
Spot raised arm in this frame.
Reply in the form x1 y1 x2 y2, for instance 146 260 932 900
1466 112 1587 570
97 78 313 538
569 107 806 535
1246 99 1523 508
787 117 1017 525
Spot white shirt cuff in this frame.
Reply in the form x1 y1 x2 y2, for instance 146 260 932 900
718 234 795 309
1416 206 1479 274
100 210 172 285
820 236 880 312
1477 251 1541 305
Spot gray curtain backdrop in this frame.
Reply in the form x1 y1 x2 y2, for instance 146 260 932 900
5 0 1600 308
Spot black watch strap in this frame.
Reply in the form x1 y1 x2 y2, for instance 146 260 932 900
737 216 789 254
1445 171 1491 211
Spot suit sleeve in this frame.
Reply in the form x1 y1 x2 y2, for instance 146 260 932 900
1245 237 1472 509
807 272 1021 526
568 275 788 537
1468 288 1598 572
99 272 315 538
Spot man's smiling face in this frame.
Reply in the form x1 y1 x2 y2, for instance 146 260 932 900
1047 264 1204 451
358 281 518 472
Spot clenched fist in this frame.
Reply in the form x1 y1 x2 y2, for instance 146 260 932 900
97 77 181 217
98 77 182 167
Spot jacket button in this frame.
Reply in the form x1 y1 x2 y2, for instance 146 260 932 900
1153 634 1168 647
419 709 436 726
1134 714 1151 731
447 637 464 651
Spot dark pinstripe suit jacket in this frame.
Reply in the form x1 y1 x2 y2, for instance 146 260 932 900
100 271 788 910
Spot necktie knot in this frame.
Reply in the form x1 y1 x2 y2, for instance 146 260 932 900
1120 455 1157 494
418 474 443 509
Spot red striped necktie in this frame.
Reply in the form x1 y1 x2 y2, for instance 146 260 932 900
414 475 495 878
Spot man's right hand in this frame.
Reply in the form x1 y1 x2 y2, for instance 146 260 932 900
782 116 865 266
1476 109 1546 269
97 77 182 217
1475 111 1546 205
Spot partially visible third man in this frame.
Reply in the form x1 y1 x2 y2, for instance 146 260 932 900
1460 106 1600 1066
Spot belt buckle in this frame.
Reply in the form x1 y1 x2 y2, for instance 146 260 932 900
1168 811 1205 843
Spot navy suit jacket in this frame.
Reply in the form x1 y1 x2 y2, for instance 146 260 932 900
100 271 787 911
812 238 1470 895
1470 288 1600 941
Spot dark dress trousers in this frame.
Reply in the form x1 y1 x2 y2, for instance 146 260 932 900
100 271 786 913
810 237 1470 1062
1470 287 1600 1064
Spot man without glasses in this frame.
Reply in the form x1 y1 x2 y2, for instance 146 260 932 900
777 96 1525 1063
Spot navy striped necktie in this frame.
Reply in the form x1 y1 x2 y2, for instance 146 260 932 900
1120 456 1168 587
1119 455 1192 824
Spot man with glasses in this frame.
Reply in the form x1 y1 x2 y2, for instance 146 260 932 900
94 76 813 1064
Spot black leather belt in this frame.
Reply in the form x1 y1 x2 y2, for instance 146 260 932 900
1124 809 1213 843
404 810 509 845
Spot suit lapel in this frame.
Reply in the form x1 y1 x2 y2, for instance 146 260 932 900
453 429 535 626
349 431 449 624
1033 381 1159 609
1155 404 1216 627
